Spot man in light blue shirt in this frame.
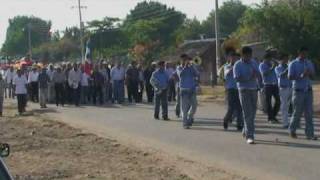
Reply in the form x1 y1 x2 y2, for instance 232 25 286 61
150 61 169 120
177 54 199 129
233 46 260 144
111 62 125 104
223 50 243 131
275 53 292 128
259 52 280 123
288 47 317 140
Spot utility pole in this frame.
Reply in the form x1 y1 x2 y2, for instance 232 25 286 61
27 23 32 59
72 0 87 62
214 0 220 85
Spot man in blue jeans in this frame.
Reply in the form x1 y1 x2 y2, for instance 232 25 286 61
233 47 260 144
150 61 169 120
288 47 317 140
223 49 243 131
259 52 280 123
177 54 199 129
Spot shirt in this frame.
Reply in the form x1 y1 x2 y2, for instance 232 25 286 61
259 61 277 85
177 65 199 90
111 67 125 81
126 67 139 82
275 64 292 88
5 70 15 83
28 71 39 83
223 63 237 89
150 69 169 89
13 75 28 94
81 73 90 86
233 59 260 90
47 69 55 81
38 72 50 89
165 67 175 78
68 69 82 89
52 72 66 84
288 58 315 91
92 71 105 86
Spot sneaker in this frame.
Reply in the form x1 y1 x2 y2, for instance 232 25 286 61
290 132 298 139
307 136 318 141
246 138 254 144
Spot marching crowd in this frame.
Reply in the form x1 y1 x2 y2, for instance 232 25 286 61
0 45 318 144
222 46 317 144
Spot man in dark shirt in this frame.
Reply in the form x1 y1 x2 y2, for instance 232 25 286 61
126 61 140 103
144 63 156 103
92 66 104 105
38 68 50 108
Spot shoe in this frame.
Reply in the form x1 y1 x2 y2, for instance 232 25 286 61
246 138 255 144
282 125 289 129
154 116 159 120
307 136 318 140
237 126 243 131
223 121 228 130
163 117 170 121
183 126 190 129
190 118 194 124
290 132 298 139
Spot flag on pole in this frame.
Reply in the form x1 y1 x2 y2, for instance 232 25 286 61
85 38 92 62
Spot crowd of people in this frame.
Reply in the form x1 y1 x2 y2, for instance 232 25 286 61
0 45 318 145
222 46 317 144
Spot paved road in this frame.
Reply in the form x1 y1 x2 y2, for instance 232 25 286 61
29 101 320 180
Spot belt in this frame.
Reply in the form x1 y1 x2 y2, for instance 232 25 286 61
294 88 312 92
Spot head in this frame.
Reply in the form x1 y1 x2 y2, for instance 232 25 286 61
298 47 308 60
49 64 54 70
225 48 237 64
264 52 273 62
180 53 191 66
57 67 62 73
73 63 78 70
279 53 289 64
241 46 253 62
157 61 165 70
42 68 47 73
17 69 22 76
131 61 137 68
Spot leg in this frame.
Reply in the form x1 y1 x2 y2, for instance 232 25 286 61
304 90 314 138
154 93 160 119
161 89 168 119
239 90 256 139
188 91 197 123
272 85 281 119
223 89 236 128
289 91 304 134
264 86 273 121
175 87 181 117
17 94 23 113
279 88 291 127
181 90 191 127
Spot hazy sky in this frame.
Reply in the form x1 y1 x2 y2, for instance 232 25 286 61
0 0 261 46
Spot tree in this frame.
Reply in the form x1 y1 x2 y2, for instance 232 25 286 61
1 16 51 56
239 0 320 59
202 0 247 38
123 1 185 63
175 18 205 43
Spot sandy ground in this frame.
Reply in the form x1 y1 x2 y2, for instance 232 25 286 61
0 102 246 180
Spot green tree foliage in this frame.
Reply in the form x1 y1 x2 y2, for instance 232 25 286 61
122 1 185 62
239 0 320 58
202 0 247 38
1 16 51 56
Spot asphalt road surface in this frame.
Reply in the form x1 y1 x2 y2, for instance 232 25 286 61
28 101 320 180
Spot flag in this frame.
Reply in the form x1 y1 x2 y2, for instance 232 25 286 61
85 38 92 62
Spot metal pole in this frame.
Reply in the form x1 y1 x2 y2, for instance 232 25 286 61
78 0 84 63
214 0 220 85
28 23 32 59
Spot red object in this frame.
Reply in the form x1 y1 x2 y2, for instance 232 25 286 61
83 61 93 75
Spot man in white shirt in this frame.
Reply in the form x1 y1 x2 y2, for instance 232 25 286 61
110 62 125 104
80 68 90 104
68 63 82 106
13 69 28 115
47 64 55 103
4 66 16 99
28 66 39 102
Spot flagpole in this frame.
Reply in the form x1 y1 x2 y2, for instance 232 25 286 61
214 0 220 85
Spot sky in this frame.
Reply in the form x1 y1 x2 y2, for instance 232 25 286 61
0 0 261 46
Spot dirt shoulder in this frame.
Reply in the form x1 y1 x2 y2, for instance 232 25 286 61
1 102 246 180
